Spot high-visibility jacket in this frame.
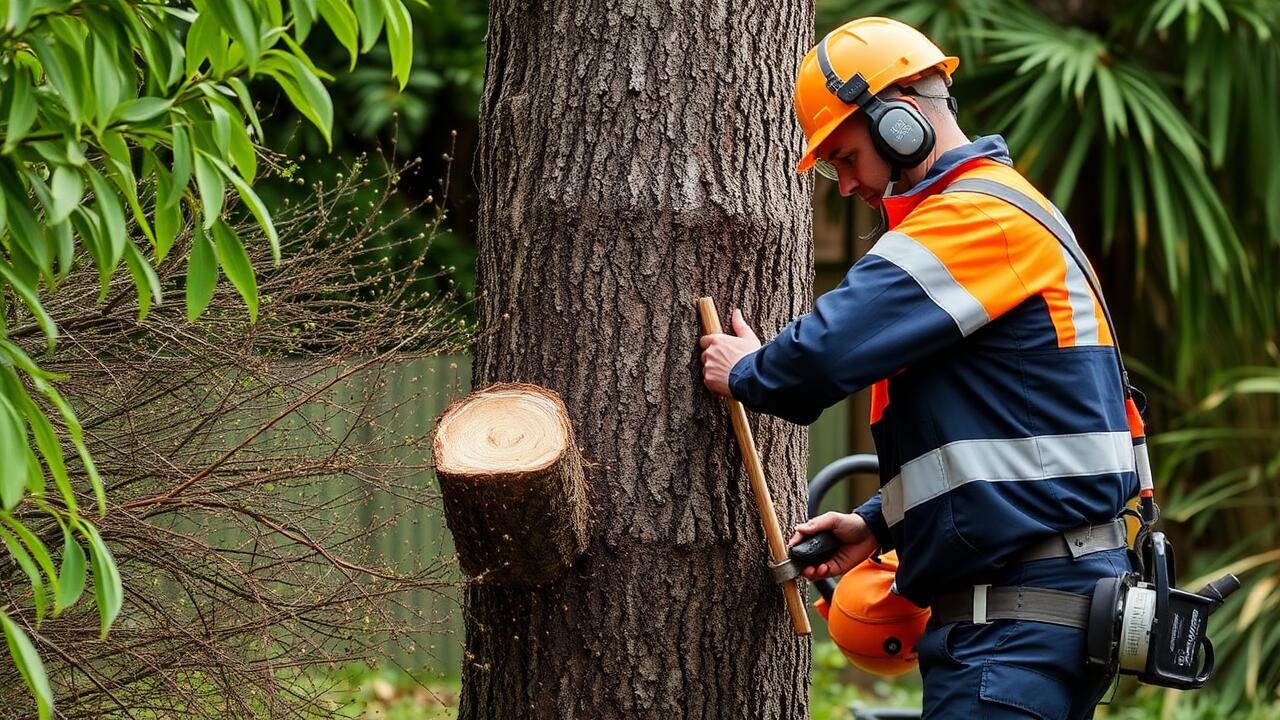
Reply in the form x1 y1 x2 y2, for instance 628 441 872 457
729 135 1140 607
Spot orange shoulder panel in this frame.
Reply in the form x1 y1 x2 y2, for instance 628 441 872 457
896 164 1113 347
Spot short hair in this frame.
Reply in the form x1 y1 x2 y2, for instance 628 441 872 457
881 71 955 121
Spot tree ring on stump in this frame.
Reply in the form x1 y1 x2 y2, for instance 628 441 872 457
435 387 568 475
433 383 589 587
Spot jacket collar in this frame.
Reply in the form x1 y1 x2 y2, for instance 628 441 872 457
881 135 1013 228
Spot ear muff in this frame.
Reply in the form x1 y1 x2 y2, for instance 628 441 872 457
815 36 936 169
865 97 935 167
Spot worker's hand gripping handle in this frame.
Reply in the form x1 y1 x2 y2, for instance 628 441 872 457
697 297 811 636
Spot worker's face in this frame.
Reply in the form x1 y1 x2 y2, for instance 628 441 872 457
814 114 892 208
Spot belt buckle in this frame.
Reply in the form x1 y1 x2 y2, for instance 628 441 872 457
973 583 991 625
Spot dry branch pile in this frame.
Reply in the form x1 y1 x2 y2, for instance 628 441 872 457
0 152 472 719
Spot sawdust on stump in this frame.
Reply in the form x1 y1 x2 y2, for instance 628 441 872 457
433 383 588 587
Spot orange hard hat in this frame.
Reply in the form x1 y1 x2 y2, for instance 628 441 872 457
814 551 931 676
794 17 958 173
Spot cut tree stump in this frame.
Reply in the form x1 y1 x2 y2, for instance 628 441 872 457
433 383 589 587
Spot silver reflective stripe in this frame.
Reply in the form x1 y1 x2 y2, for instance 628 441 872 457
1133 440 1154 493
882 431 1135 527
1049 204 1078 245
944 179 1079 253
1060 243 1101 345
1049 202 1104 345
868 231 990 336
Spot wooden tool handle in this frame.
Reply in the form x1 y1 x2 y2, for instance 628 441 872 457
697 297 811 636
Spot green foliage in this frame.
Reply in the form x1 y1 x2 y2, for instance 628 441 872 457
810 640 920 719
0 0 417 714
254 0 486 303
817 0 1280 711
324 663 460 719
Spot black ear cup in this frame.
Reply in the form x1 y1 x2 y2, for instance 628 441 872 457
867 99 935 168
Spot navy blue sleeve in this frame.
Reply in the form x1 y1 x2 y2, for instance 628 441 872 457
854 492 894 551
727 254 967 425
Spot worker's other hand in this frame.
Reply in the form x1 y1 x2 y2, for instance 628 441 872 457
788 511 876 580
698 308 761 398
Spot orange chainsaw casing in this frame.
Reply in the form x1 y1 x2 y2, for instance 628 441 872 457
814 551 931 676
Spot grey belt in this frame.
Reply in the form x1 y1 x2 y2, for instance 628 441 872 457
929 519 1129 630
1014 518 1129 562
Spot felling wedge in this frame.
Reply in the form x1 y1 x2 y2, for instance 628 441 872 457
433 383 589 587
697 297 812 636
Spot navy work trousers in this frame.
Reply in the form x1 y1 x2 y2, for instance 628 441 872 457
918 548 1132 720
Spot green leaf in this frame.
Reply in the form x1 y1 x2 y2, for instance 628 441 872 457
7 373 76 515
354 0 385 53
122 244 162 322
46 220 73 282
0 525 47 624
226 77 264 140
23 455 40 500
32 379 103 516
0 339 59 382
211 218 258 321
0 160 50 278
27 34 81 124
260 51 333 148
0 609 52 720
110 97 172 124
186 224 217 321
208 96 234 150
69 207 113 299
316 0 359 68
77 520 122 639
1 514 59 603
227 115 257 182
48 166 83 225
381 0 413 90
205 0 263 70
64 139 85 166
203 153 278 262
99 131 155 247
86 169 127 272
91 36 122 129
4 67 38 153
169 123 194 206
0 262 56 351
185 10 226 77
194 152 225 227
0 394 29 510
290 0 317 40
57 524 86 611
6 0 36 34
153 170 183 262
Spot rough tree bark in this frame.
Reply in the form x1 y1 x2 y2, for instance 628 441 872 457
465 0 816 717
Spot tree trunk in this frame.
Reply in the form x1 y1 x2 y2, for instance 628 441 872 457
466 0 816 716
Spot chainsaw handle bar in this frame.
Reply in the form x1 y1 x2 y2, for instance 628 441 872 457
804 454 880 603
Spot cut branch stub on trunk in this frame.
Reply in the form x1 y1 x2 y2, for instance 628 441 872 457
433 383 589 587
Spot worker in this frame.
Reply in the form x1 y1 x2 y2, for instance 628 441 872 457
700 17 1139 720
